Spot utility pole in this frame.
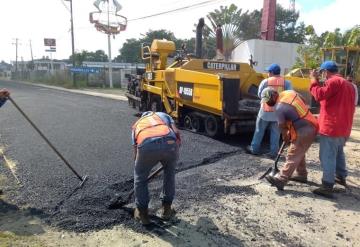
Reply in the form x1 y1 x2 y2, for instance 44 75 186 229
12 38 19 74
90 0 127 89
107 0 113 88
29 40 34 70
65 0 76 87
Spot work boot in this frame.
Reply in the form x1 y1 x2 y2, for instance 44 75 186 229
312 184 334 199
161 202 175 221
289 175 308 183
335 176 347 187
134 208 151 225
265 175 285 190
245 146 259 155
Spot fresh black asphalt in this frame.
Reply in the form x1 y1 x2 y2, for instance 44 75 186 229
0 80 258 231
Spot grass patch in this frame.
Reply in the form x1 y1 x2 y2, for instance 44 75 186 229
0 232 44 247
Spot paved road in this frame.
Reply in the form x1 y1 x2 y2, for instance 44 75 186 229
0 80 248 231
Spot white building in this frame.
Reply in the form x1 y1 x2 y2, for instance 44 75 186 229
231 39 300 75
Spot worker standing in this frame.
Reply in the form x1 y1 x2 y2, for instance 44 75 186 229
246 64 292 159
132 111 181 225
260 88 318 190
0 88 10 195
310 61 356 198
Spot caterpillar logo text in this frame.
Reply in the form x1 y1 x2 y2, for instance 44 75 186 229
204 62 240 71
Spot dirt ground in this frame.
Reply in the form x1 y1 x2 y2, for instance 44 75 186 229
1 109 360 247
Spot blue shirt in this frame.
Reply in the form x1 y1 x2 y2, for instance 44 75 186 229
257 77 292 121
131 111 176 146
0 98 7 108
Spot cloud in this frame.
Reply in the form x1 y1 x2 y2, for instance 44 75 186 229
298 0 359 34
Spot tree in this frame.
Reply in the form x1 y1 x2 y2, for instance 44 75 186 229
201 4 306 60
116 29 196 63
274 5 306 43
294 25 360 69
344 25 360 46
69 50 108 65
323 28 343 47
115 38 142 63
204 4 260 60
293 25 324 69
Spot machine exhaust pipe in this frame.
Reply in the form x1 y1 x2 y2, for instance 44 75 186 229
215 25 224 60
195 18 205 58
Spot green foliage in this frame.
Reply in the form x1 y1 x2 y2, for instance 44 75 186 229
204 4 261 60
275 6 306 43
323 28 343 47
294 25 360 69
201 4 306 60
345 25 360 46
115 38 142 63
115 29 199 62
69 50 108 66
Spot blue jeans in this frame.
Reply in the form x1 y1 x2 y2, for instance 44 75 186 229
319 135 347 186
134 136 179 209
250 117 280 155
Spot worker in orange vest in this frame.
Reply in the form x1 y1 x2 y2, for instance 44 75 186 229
246 64 292 159
131 111 181 225
260 88 318 190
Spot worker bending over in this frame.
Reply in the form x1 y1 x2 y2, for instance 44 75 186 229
261 88 318 190
246 63 292 159
310 61 356 198
132 111 181 225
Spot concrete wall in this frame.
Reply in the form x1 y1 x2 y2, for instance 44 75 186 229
231 39 300 75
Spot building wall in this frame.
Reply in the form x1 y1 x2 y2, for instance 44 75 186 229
231 39 300 75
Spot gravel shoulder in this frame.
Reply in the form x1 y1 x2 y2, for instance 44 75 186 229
1 104 360 246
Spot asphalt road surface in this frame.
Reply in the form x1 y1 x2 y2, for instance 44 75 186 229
0 80 255 231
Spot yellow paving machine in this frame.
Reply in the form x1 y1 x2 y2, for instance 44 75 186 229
125 20 316 137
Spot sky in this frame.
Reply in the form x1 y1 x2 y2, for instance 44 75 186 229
0 0 358 64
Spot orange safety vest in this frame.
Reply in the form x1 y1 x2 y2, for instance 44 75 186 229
132 113 171 145
263 76 286 112
278 91 319 141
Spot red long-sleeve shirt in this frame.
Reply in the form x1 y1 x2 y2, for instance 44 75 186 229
310 74 355 137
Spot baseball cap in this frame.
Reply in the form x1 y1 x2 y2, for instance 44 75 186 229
260 87 277 104
141 111 153 117
265 63 281 75
320 60 338 72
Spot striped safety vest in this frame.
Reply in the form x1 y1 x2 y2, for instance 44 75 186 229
278 91 318 141
132 112 171 145
263 76 285 112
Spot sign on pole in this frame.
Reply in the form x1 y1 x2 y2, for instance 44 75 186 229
44 38 56 47
45 47 57 52
70 67 100 74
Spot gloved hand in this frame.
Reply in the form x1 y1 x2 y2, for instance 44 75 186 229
0 89 10 98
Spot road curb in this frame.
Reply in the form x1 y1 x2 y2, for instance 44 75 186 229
1 79 128 101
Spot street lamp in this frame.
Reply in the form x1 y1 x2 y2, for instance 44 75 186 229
90 0 127 88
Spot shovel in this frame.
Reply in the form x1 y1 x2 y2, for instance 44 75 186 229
108 165 164 209
258 141 287 180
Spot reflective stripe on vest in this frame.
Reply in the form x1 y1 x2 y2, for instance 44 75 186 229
263 77 285 112
132 113 171 145
278 91 318 141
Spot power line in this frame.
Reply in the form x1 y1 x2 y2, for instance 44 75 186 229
128 0 224 22
60 0 70 12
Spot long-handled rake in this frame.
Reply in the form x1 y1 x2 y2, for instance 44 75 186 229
8 96 88 188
